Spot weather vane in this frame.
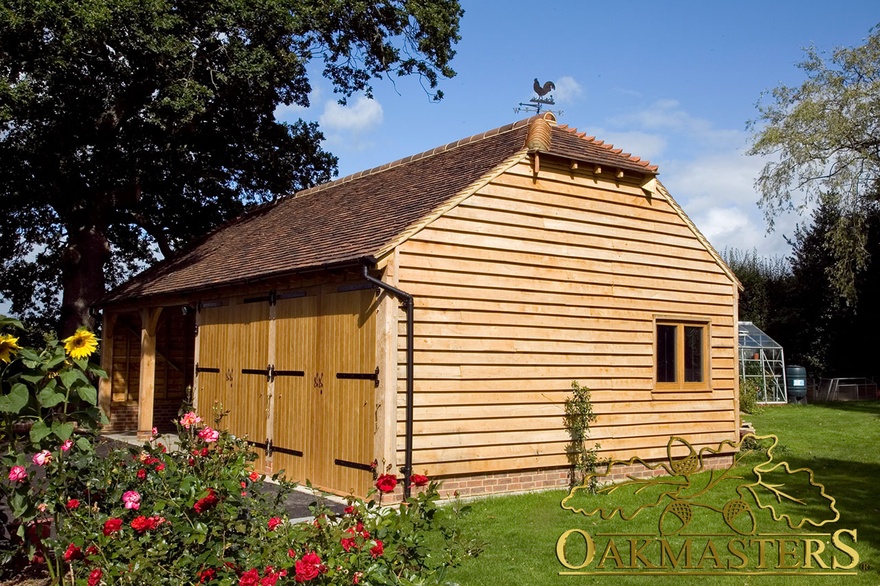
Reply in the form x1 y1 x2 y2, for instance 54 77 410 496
514 78 563 116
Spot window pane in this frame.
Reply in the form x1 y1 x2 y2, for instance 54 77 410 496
657 325 676 382
684 326 703 382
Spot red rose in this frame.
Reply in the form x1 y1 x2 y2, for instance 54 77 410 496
194 489 219 513
344 505 357 516
375 474 397 493
102 518 123 536
370 540 384 558
260 567 286 586
198 568 217 583
410 474 429 487
66 498 81 509
340 536 356 552
239 568 259 586
87 568 102 586
130 516 164 533
249 471 260 481
267 517 283 531
137 469 147 480
155 463 165 472
85 545 99 558
64 543 83 562
130 516 150 533
294 552 325 582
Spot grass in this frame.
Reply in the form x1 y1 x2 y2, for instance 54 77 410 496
445 401 880 585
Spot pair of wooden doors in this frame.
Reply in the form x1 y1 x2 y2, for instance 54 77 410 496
196 285 378 496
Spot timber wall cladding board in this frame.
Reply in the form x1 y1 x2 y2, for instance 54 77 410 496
395 164 737 473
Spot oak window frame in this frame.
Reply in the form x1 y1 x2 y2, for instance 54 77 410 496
654 317 711 393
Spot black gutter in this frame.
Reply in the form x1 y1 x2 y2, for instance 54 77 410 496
361 261 415 499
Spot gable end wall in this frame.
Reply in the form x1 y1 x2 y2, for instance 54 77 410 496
395 158 739 481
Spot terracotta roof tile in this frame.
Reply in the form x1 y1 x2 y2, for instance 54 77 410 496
105 116 659 303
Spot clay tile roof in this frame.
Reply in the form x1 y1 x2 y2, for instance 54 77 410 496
104 116 659 303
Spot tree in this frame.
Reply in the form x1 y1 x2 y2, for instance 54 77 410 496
0 0 463 334
748 25 880 302
721 248 791 329
783 201 880 376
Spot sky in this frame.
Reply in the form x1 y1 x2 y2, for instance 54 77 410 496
280 0 880 260
2 2 878 319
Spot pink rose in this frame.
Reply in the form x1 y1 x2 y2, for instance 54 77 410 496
198 427 220 443
32 450 52 467
60 439 74 452
180 411 203 429
8 466 27 482
122 490 141 510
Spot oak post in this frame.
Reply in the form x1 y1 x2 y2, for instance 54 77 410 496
137 307 163 440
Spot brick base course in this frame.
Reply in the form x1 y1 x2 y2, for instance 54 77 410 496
435 453 735 501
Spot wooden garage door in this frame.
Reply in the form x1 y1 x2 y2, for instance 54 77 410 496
196 298 269 468
273 285 377 496
272 292 318 484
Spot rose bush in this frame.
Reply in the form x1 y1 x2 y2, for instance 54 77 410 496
1 316 482 584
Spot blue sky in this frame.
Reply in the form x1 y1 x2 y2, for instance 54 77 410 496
282 1 879 259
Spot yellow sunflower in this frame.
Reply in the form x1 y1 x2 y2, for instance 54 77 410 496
62 328 99 360
0 333 21 363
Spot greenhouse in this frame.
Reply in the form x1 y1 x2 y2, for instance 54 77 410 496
738 321 787 403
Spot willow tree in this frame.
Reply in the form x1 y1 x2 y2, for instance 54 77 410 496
0 0 462 334
748 25 880 302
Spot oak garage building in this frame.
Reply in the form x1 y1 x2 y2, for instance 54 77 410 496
100 113 742 499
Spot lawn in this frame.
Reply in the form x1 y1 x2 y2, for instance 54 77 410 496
445 401 880 585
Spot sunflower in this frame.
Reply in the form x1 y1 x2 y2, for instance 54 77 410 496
0 334 21 363
63 328 98 360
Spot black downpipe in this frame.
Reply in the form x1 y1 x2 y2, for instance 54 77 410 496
361 262 415 499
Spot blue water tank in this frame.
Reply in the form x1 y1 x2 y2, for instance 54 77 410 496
786 365 807 403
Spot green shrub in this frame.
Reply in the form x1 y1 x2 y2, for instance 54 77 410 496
564 381 600 489
1 317 481 584
739 377 763 414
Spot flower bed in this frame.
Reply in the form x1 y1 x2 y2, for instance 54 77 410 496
1 316 481 584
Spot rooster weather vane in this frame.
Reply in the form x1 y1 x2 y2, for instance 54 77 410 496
515 78 562 116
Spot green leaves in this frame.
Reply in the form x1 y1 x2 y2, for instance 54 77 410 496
748 26 880 301
0 382 28 413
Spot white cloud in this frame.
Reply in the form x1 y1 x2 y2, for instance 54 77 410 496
662 150 796 257
274 86 323 123
610 100 742 148
319 96 384 133
552 75 584 103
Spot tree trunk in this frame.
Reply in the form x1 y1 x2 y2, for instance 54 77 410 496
59 225 111 337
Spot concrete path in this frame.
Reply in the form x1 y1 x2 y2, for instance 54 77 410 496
101 432 346 521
